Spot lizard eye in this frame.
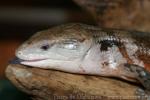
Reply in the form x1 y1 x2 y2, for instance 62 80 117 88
63 43 77 49
40 44 50 50
59 39 79 50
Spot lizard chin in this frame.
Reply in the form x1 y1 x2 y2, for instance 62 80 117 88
11 57 83 72
19 58 52 68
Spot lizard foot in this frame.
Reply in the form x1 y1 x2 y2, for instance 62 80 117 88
135 88 149 100
124 64 150 91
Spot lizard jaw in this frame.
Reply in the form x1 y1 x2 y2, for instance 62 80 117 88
10 57 47 64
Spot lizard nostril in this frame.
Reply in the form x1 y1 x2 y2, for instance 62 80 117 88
17 51 23 56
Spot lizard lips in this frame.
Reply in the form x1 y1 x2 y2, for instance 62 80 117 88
9 57 47 64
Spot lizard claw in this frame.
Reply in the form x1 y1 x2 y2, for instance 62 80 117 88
135 88 150 100
135 88 147 99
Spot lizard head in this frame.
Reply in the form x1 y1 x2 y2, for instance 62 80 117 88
15 23 92 71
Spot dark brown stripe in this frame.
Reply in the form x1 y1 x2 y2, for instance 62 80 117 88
136 49 150 72
118 42 133 64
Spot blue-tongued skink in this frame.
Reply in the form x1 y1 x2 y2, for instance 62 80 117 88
12 23 150 92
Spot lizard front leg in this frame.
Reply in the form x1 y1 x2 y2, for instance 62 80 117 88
123 64 150 91
118 63 150 97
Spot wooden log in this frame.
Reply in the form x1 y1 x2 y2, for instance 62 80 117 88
5 64 144 100
73 0 150 32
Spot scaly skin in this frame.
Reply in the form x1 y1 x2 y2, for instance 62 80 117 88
13 23 150 91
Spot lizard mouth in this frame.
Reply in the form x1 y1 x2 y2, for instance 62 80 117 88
9 57 47 64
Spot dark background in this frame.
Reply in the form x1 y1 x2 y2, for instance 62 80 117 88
0 1 94 99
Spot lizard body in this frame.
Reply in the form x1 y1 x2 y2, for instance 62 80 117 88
14 23 150 90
